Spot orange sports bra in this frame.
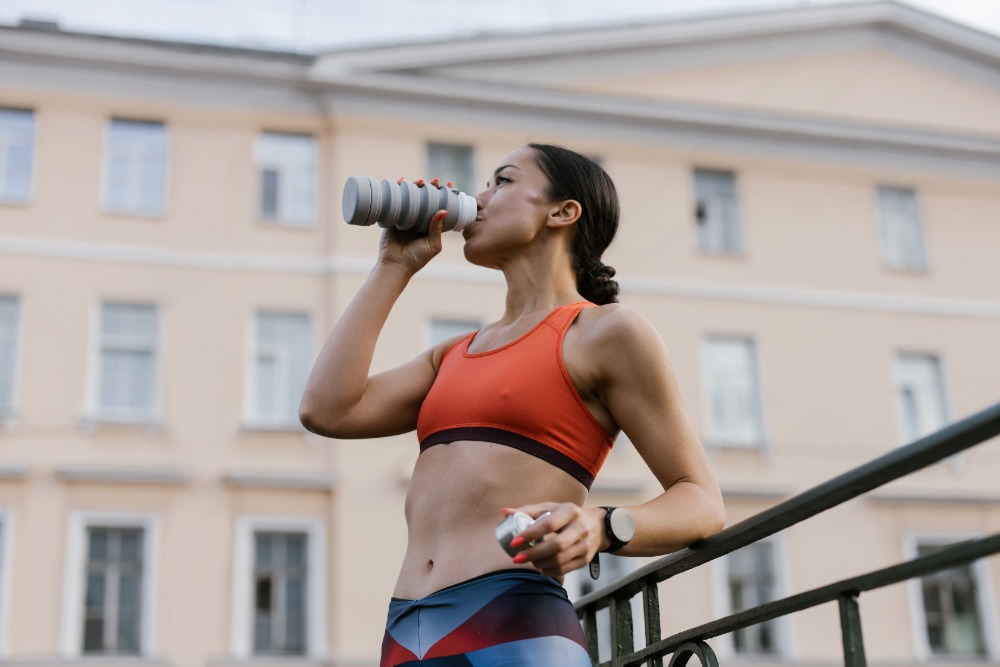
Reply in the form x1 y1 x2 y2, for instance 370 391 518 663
416 302 615 489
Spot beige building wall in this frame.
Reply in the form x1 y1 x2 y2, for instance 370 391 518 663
1 3 999 665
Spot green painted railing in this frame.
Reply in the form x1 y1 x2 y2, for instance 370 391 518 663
575 401 1000 667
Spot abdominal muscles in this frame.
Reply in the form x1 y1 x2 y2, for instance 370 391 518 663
394 440 586 600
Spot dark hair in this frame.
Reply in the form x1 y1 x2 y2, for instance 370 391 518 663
529 143 620 305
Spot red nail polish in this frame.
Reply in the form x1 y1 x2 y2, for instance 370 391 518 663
415 179 425 186
512 554 528 564
446 181 453 188
509 536 525 549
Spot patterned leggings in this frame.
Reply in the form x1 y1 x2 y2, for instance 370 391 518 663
381 569 592 666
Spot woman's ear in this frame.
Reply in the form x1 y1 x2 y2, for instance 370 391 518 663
547 199 582 229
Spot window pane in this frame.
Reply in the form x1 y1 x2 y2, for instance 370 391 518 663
878 186 926 271
895 353 947 443
917 543 986 656
84 527 144 655
703 337 764 446
427 142 475 195
105 119 167 214
726 543 778 654
0 108 35 202
254 313 311 424
99 303 158 415
253 531 309 655
0 296 19 412
256 132 316 225
694 169 743 254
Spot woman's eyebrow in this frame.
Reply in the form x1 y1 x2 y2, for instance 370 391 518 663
493 164 520 176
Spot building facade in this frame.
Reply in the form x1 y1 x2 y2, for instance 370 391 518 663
0 2 999 664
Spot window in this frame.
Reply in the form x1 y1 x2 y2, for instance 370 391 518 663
427 318 480 348
427 143 474 195
702 336 765 447
877 186 927 271
255 132 317 225
726 543 779 655
60 513 157 658
895 353 947 444
253 532 308 655
104 119 167 215
912 539 994 658
231 517 327 659
0 108 35 203
0 296 19 418
83 527 145 655
96 302 159 421
694 169 743 255
249 312 311 428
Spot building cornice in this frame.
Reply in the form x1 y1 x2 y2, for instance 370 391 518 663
312 1 1000 74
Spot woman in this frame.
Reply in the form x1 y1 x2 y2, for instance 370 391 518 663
300 144 725 666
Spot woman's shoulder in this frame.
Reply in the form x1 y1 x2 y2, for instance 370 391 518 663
578 302 658 341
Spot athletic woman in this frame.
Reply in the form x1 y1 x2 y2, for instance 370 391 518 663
300 144 725 666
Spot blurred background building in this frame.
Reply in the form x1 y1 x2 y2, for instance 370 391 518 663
0 1 999 665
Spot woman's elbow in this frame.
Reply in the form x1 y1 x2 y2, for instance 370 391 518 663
298 395 340 437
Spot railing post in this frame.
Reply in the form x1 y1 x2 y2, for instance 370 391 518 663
644 581 663 667
610 595 635 665
838 592 867 667
583 607 600 666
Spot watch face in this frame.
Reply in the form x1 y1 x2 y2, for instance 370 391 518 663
609 509 635 542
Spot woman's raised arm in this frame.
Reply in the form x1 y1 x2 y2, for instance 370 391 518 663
299 211 448 439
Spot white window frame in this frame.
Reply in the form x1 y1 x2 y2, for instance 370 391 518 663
254 132 317 227
426 142 475 195
59 512 159 658
0 107 36 204
904 532 1000 661
0 295 22 431
877 185 929 272
230 516 328 660
243 310 312 430
0 509 13 656
710 535 796 660
693 168 745 255
893 351 951 447
101 118 169 216
701 335 768 450
83 301 162 426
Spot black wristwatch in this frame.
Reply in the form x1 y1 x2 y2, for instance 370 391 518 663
601 506 635 553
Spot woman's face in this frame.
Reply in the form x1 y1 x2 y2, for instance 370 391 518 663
462 147 555 265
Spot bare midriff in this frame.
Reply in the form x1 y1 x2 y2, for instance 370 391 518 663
393 439 587 600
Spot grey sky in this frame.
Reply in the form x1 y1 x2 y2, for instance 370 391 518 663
1 0 999 52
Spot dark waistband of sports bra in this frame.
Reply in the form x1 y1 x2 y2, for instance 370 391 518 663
419 426 595 489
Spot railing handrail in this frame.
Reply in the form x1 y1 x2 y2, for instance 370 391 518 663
575 400 1000 612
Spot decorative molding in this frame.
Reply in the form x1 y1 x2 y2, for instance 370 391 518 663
54 467 190 485
3 237 999 319
221 472 337 491
721 485 792 501
869 491 1000 505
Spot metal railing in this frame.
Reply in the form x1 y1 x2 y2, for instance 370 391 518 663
575 401 1000 667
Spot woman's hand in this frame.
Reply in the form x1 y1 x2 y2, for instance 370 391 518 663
377 178 447 274
501 503 608 577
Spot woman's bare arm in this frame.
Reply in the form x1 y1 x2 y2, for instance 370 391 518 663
299 212 448 439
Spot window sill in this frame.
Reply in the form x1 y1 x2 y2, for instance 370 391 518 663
1 656 173 666
256 218 316 231
704 439 767 453
102 207 166 221
78 414 165 436
239 421 306 434
207 656 336 667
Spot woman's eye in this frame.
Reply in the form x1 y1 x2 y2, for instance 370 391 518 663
494 175 510 186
